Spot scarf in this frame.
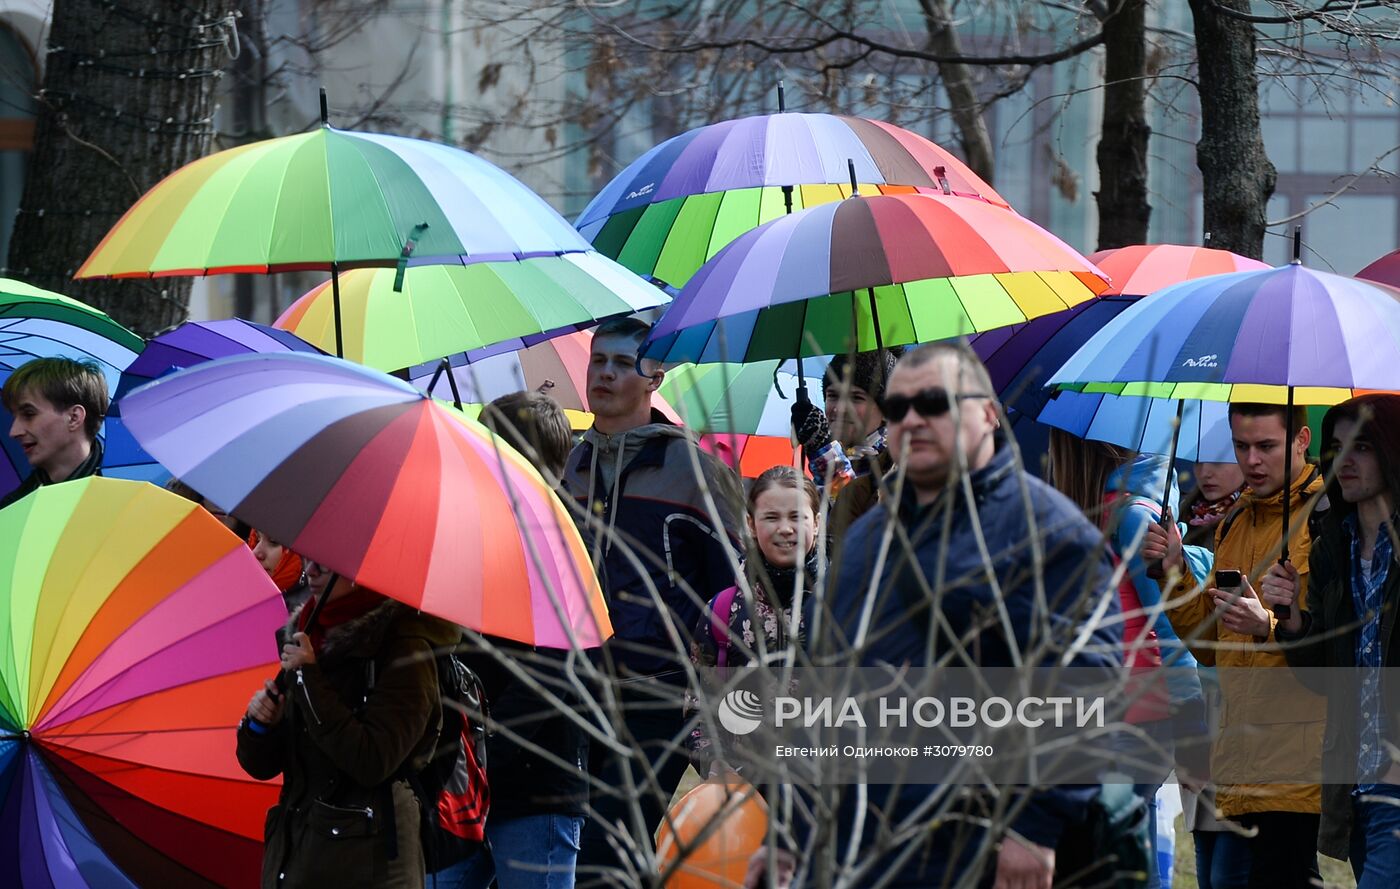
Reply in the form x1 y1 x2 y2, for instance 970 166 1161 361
750 547 822 610
1189 486 1245 527
296 583 385 653
246 530 304 593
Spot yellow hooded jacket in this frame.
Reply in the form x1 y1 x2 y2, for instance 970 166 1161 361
1166 467 1326 818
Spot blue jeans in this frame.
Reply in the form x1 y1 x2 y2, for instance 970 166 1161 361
1193 829 1251 889
1351 785 1400 889
431 813 584 889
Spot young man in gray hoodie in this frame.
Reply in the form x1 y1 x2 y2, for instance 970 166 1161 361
563 316 745 882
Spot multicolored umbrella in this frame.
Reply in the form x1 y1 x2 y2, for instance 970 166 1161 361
0 477 285 888
577 112 1009 290
1050 259 1400 572
697 433 803 480
274 255 667 374
1357 247 1400 289
115 318 323 401
968 246 1268 460
659 358 829 437
0 279 161 497
75 125 590 279
411 330 680 424
120 353 611 649
642 193 1109 365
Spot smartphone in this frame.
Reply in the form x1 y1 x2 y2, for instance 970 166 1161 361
1215 569 1243 591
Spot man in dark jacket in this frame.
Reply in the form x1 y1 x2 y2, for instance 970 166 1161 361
562 317 746 882
790 350 897 541
1 357 107 510
769 342 1121 889
1268 394 1400 884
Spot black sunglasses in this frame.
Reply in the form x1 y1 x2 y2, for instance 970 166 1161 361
877 387 991 422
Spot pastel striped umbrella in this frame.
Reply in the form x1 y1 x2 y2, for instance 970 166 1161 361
275 255 667 374
642 193 1109 365
120 353 610 649
577 111 1008 290
659 359 829 437
1049 260 1400 576
0 477 285 888
0 279 161 497
115 318 323 401
75 125 590 279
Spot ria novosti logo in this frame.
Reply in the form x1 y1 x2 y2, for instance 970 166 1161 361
717 689 764 735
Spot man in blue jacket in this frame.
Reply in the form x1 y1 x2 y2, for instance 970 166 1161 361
768 342 1122 889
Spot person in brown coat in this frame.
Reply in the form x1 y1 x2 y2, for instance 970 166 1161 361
237 575 460 889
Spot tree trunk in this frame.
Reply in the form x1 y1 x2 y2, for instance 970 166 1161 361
1188 0 1275 259
7 0 236 335
1095 0 1150 251
919 0 994 184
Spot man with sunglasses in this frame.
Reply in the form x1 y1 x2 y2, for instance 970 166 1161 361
771 342 1121 889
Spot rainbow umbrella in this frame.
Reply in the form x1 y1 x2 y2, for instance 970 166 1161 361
968 245 1268 463
1357 247 1400 289
659 358 829 437
642 193 1108 365
410 329 680 425
115 318 323 402
274 255 666 374
697 433 805 480
1050 258 1400 584
0 477 285 888
0 279 161 498
120 353 611 649
577 111 1009 291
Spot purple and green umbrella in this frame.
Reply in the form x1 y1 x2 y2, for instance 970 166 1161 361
641 192 1108 366
1049 259 1400 575
115 318 323 402
577 111 1009 290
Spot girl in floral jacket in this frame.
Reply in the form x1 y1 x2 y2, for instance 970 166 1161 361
686 465 823 777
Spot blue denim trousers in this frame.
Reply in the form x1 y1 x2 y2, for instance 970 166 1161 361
1352 785 1400 889
431 813 584 889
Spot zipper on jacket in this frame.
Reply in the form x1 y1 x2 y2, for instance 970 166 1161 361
296 668 322 725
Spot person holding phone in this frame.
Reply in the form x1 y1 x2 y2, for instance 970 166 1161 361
1144 403 1326 888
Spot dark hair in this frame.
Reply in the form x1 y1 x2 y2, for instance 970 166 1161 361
748 465 821 516
1047 428 1137 517
480 391 573 480
591 316 652 345
165 478 202 502
1228 402 1309 439
2 357 109 439
1318 394 1400 535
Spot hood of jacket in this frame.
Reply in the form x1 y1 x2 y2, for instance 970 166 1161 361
1106 453 1178 516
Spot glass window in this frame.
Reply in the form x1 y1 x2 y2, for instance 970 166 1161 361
1263 194 1292 267
1303 193 1398 275
1352 117 1398 174
1261 117 1297 174
1299 115 1348 174
0 24 35 262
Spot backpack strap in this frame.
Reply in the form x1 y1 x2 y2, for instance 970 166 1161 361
710 586 740 672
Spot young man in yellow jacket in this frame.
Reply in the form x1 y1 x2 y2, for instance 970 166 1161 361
1146 402 1326 888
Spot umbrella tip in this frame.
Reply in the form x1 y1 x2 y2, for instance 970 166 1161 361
847 158 859 196
1203 230 1212 245
319 87 329 126
1291 225 1303 265
777 80 786 112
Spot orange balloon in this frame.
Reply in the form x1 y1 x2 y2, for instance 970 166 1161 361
656 775 770 889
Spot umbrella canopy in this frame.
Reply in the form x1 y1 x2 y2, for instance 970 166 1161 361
275 255 667 373
1357 247 1400 289
659 358 829 437
966 246 1268 459
0 477 285 888
576 112 1008 289
642 193 1108 364
411 329 680 424
116 318 323 402
0 279 160 497
698 433 804 480
1048 263 1400 399
120 353 610 649
75 126 591 278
